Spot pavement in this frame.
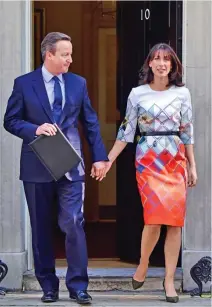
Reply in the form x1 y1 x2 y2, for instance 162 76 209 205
0 291 211 307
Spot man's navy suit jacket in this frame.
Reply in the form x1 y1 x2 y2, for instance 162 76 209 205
4 68 108 182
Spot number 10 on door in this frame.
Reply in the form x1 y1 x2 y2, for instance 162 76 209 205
141 9 150 20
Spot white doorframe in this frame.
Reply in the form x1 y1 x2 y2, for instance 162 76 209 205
21 0 187 271
22 0 33 270
181 0 187 265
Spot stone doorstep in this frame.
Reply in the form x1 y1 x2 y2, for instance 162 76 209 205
0 292 209 307
23 267 182 292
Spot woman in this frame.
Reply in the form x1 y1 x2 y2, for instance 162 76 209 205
94 43 197 303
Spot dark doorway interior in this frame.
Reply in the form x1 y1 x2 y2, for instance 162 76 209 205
49 0 183 264
116 1 183 266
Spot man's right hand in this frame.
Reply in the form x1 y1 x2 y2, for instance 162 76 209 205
36 123 57 136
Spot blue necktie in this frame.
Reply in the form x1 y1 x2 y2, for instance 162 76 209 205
52 76 62 124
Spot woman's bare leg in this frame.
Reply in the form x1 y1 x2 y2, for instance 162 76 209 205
164 226 181 296
133 225 161 281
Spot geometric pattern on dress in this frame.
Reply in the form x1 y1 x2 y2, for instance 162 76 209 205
117 89 194 146
117 98 138 143
135 142 187 225
117 85 194 226
136 159 186 225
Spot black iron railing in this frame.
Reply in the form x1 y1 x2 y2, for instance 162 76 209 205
0 260 8 295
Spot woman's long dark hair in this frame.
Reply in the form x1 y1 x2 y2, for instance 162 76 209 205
139 43 184 87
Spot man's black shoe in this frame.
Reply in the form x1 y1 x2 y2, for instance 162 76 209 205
41 291 59 303
70 290 92 305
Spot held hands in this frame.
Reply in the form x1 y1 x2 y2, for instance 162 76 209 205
36 123 57 136
90 161 112 181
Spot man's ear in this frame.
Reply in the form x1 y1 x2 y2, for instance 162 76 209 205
45 51 52 60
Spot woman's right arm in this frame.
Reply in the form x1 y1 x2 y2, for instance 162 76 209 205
94 140 127 181
102 89 138 179
91 140 127 181
108 140 127 163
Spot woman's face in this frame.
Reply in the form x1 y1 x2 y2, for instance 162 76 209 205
149 50 172 78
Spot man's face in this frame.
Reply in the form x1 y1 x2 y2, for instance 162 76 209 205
46 40 73 74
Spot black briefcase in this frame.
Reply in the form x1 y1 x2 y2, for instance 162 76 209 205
29 125 82 181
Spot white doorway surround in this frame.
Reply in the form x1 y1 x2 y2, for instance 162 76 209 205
0 0 33 289
22 0 33 272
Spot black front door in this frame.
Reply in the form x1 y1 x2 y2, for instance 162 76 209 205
116 1 182 266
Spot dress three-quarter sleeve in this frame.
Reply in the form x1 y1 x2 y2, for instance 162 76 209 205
179 88 194 145
116 89 138 143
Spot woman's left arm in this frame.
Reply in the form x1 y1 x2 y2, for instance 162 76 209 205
180 88 197 187
185 144 198 187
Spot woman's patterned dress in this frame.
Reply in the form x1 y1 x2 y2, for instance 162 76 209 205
117 84 194 226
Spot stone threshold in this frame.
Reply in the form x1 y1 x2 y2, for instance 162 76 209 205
23 267 182 292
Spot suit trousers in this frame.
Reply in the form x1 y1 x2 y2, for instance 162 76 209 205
23 177 88 293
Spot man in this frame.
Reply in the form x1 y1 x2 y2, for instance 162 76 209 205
4 32 108 304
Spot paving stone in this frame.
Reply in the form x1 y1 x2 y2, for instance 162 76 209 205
0 291 210 307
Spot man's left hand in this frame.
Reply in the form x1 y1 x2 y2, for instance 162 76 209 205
90 161 106 181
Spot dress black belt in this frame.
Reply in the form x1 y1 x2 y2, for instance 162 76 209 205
140 131 180 136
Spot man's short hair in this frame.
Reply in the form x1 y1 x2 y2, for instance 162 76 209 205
41 32 71 61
